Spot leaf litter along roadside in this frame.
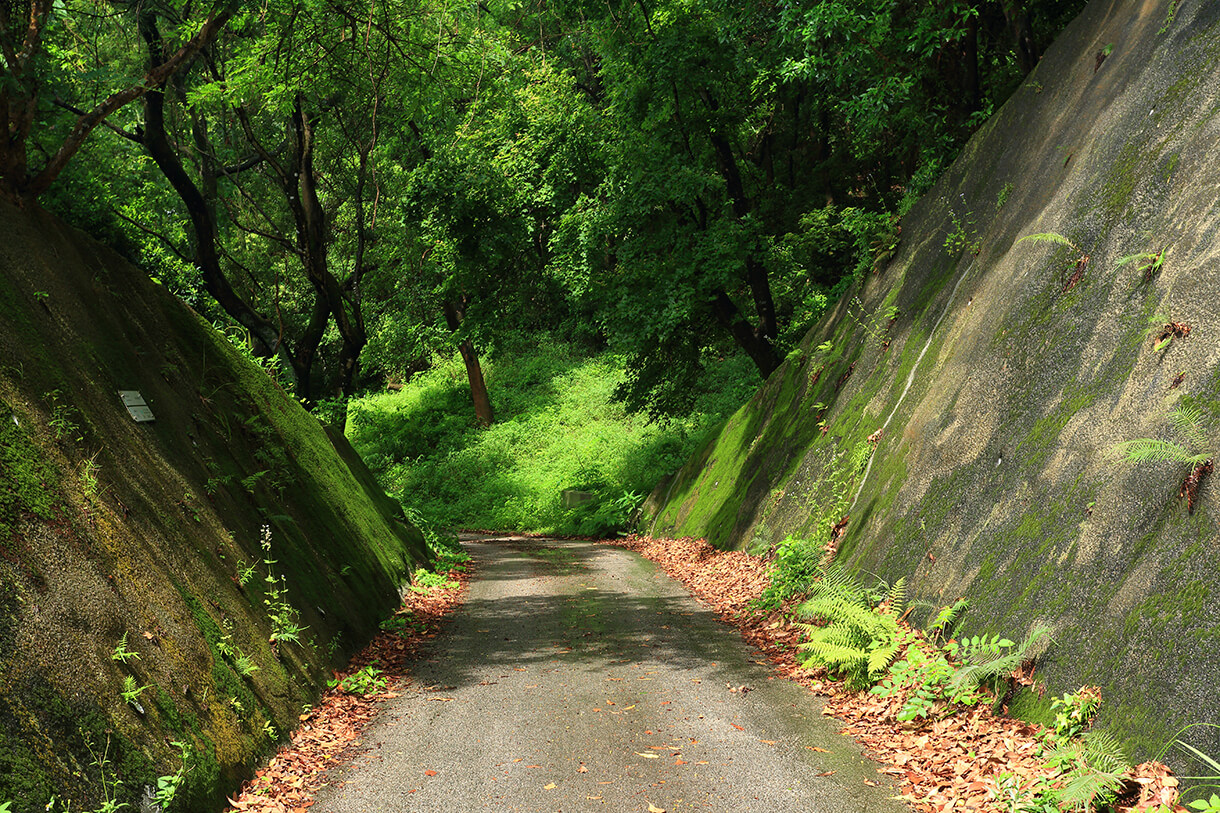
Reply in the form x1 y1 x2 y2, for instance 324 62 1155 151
221 565 471 813
604 534 1187 813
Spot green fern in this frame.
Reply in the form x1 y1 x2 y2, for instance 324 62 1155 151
1051 731 1130 812
1015 232 1080 251
795 567 902 689
929 599 969 644
1110 406 1212 465
950 623 1052 695
884 577 906 613
1109 437 1209 465
1115 249 1164 280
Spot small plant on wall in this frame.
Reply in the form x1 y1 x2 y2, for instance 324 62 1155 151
1146 314 1191 352
1115 248 1165 283
1014 232 1090 292
1109 405 1214 513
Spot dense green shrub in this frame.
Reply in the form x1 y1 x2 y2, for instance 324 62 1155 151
347 340 755 535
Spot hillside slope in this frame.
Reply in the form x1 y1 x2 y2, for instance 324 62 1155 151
0 200 429 811
647 0 1220 764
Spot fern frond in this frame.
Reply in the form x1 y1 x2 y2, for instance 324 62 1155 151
1050 733 1130 812
951 623 1052 694
930 599 969 638
1109 438 1204 465
795 595 873 625
1059 766 1127 812
1114 252 1149 268
1082 731 1129 774
1171 405 1209 452
885 577 906 613
812 564 866 603
1016 232 1078 251
866 639 901 677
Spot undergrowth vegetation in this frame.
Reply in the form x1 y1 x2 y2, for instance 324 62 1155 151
781 563 1195 812
348 340 756 536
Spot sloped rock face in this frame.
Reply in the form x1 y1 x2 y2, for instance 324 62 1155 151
648 0 1220 765
0 201 429 811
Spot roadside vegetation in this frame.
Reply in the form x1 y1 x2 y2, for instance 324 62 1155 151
348 341 756 537
613 535 1211 813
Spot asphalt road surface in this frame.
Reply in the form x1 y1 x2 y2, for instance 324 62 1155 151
314 536 904 813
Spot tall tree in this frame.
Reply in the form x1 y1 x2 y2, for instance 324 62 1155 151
0 0 237 201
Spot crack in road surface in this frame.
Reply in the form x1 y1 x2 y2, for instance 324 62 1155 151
315 537 902 812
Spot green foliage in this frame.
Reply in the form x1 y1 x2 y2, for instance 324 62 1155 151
380 612 426 636
110 633 139 665
944 205 981 256
759 534 822 608
1115 249 1165 281
349 342 753 536
216 624 259 678
871 607 1049 724
793 566 904 690
1109 406 1214 484
327 663 388 696
1189 796 1220 813
991 772 1062 813
995 183 1014 211
79 453 102 497
757 440 874 608
411 569 459 591
119 676 148 706
928 599 969 644
154 740 194 812
1046 731 1130 812
1051 686 1103 740
44 390 82 443
873 638 981 722
949 623 1052 696
258 526 308 651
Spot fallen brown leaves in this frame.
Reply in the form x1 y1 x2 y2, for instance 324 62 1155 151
221 566 470 813
606 534 1186 813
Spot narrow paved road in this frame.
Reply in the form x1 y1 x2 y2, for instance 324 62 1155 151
315 536 903 813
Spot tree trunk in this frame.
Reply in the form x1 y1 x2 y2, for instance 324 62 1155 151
288 94 366 399
137 14 302 393
443 299 495 427
963 14 980 117
711 290 781 379
1001 1 1038 75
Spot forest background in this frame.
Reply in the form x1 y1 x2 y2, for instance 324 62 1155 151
5 0 1086 534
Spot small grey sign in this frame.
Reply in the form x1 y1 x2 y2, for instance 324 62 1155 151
118 390 155 423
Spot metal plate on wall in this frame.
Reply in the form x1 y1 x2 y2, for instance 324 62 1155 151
118 390 155 423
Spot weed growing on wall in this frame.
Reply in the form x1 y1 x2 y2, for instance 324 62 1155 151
756 440 874 608
1115 248 1165 282
258 525 307 652
154 740 194 811
111 633 139 664
1109 405 1214 513
1014 231 1090 292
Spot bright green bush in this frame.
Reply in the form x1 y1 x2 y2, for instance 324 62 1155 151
347 340 754 536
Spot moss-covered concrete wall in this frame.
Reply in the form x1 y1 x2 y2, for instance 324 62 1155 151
647 0 1220 767
0 200 430 811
